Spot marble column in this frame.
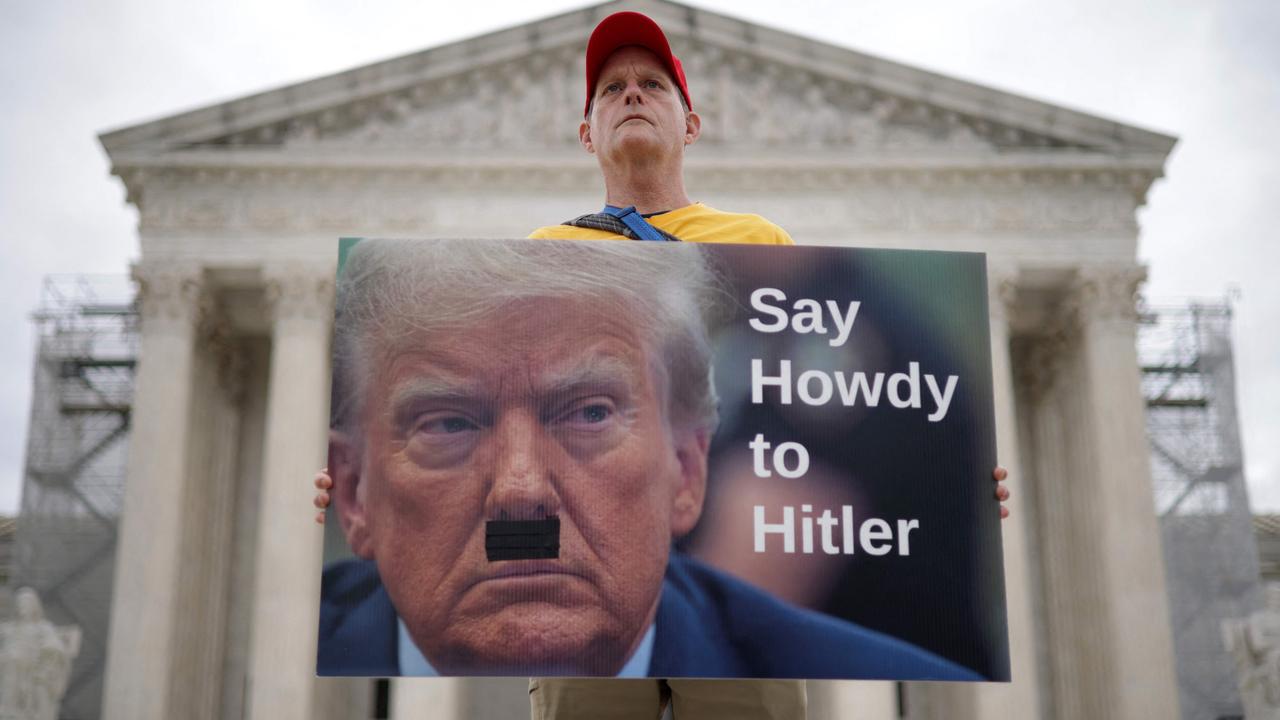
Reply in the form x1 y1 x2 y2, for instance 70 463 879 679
902 267 1041 720
245 267 335 720
102 262 206 720
169 312 245 719
1022 325 1091 718
972 268 1042 716
1070 266 1180 717
1018 265 1181 717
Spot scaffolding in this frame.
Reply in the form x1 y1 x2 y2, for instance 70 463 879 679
1138 300 1262 720
10 275 137 720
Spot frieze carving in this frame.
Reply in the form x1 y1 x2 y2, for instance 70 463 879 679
129 165 1144 235
209 41 1076 154
279 50 584 151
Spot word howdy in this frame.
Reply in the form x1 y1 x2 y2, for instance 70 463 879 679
752 359 959 422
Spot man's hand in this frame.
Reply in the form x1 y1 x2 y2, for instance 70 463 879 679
314 469 332 525
994 466 1010 519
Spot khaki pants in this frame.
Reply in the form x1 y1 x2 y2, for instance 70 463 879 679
528 679 806 720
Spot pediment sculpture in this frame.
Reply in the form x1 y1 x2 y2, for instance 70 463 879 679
274 43 1032 155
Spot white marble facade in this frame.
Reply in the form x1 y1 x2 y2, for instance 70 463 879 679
97 1 1180 718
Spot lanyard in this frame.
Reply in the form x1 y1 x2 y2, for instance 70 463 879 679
602 205 670 242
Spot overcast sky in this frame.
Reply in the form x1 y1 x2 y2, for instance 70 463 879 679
2 0 1276 515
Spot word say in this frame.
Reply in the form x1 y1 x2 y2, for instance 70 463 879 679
749 288 861 348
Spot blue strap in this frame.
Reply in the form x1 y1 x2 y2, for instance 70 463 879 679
603 205 669 242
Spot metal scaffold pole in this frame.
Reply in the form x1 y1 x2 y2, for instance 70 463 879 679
11 274 137 720
1139 299 1263 720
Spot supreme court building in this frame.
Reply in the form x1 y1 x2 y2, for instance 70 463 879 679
96 1 1181 717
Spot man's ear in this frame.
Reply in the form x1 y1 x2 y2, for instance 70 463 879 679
670 425 710 537
579 119 595 154
683 110 702 147
329 430 374 559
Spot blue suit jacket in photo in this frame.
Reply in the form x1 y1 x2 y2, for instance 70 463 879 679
316 552 980 680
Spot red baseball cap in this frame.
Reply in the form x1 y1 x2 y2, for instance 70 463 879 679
584 11 692 117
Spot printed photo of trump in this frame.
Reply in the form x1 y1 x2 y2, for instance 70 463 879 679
318 237 1000 680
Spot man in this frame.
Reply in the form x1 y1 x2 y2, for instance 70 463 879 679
521 12 811 718
315 11 1010 719
527 11 792 245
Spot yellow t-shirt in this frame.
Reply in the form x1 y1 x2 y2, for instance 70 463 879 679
527 202 794 245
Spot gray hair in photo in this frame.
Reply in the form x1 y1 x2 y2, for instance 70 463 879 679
331 238 727 438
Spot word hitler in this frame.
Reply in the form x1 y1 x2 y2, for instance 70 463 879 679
754 505 919 556
752 359 959 423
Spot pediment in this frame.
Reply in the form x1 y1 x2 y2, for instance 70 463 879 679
101 0 1175 164
270 44 1010 155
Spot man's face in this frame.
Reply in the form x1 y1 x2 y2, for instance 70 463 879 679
580 46 699 163
334 297 707 675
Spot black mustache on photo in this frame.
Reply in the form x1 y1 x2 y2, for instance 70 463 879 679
486 517 561 561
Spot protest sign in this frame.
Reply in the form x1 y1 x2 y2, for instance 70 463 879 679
318 237 1008 681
